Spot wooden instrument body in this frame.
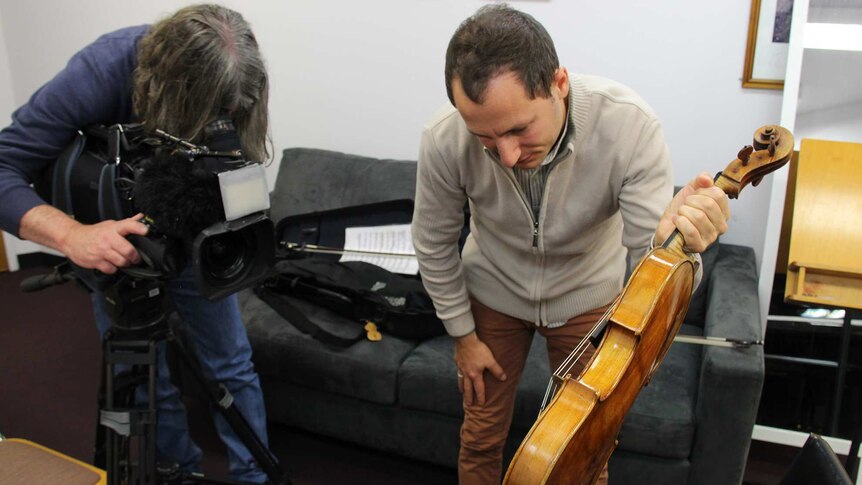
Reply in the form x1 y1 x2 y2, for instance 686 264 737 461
504 247 695 485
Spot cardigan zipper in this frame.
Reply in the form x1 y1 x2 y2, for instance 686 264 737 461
532 220 539 248
498 163 538 249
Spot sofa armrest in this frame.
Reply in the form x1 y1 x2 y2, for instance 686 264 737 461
688 244 765 485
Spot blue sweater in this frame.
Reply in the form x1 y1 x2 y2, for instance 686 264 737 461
0 25 148 237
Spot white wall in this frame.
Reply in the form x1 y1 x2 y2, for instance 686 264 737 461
0 6 33 270
0 0 784 273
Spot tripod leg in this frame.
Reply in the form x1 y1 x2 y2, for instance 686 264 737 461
168 330 290 485
99 331 161 485
94 348 109 470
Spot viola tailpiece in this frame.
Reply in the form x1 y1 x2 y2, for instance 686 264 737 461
502 125 793 485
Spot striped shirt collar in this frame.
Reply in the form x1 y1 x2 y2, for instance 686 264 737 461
521 89 575 172
540 99 571 166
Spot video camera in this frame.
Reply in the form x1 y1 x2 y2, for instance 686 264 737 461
45 120 274 302
25 122 289 484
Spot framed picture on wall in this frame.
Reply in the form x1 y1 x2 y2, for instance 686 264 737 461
742 0 794 89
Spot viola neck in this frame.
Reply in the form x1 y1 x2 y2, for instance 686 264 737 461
661 172 738 257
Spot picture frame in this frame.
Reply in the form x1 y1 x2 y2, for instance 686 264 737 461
742 0 794 89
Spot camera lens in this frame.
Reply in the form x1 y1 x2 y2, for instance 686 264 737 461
192 215 274 300
201 232 250 283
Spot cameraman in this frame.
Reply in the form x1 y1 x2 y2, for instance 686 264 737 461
0 5 272 483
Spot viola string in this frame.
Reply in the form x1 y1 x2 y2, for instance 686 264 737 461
542 296 621 410
553 296 619 379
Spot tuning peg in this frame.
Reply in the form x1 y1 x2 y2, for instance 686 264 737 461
752 176 763 187
754 126 777 150
737 145 754 166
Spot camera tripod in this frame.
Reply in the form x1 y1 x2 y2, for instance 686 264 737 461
90 273 289 485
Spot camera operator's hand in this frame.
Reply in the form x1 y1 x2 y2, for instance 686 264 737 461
19 205 149 274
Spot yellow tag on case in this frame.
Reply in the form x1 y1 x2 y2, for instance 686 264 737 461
364 321 383 342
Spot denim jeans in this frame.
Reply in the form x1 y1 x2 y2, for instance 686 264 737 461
92 266 269 483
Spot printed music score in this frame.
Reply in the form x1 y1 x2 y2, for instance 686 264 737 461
340 224 419 275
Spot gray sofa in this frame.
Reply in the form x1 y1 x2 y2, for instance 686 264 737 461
238 147 765 484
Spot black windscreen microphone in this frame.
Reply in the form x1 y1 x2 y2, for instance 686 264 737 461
131 128 244 241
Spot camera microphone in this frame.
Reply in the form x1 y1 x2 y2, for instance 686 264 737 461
131 131 244 241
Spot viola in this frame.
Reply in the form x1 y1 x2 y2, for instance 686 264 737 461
503 125 794 485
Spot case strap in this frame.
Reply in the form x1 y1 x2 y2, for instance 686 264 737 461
254 286 363 347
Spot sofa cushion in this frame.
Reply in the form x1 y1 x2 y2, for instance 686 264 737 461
618 323 703 460
401 322 701 460
683 240 718 328
239 289 418 405
398 333 551 431
270 147 418 225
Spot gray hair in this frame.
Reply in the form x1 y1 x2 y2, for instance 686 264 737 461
133 4 270 162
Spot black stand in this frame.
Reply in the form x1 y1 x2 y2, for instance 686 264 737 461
822 308 861 481
93 275 289 485
848 421 861 481
844 311 861 481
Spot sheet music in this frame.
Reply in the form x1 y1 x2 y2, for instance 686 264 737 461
340 224 419 275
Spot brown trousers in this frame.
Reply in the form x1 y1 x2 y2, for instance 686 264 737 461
459 298 611 485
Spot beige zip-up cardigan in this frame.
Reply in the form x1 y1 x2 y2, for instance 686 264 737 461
412 73 675 337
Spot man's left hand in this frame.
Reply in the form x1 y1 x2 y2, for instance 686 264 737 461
655 172 730 253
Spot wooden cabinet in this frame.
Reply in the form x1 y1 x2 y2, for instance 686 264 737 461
1 233 8 272
784 138 862 310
